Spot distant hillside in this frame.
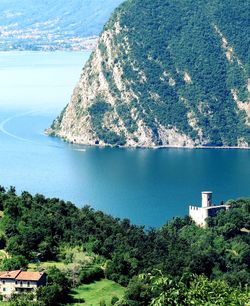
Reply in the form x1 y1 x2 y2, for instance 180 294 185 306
49 0 250 148
0 0 124 51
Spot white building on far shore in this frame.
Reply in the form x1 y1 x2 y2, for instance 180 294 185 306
189 191 230 227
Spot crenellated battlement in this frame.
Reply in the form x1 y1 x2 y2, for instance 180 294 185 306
189 206 202 211
189 192 229 227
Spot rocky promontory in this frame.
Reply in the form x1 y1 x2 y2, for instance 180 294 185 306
48 0 250 148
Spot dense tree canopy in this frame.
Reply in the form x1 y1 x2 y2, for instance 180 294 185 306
118 273 250 306
0 187 249 290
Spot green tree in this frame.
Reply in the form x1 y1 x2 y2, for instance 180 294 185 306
0 255 28 271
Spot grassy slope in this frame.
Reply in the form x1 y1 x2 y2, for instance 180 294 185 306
68 279 125 306
28 261 67 271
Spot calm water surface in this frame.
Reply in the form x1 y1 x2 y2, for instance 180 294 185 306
0 52 249 227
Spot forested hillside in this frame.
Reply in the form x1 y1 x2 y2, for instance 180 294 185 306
0 186 249 305
50 0 250 148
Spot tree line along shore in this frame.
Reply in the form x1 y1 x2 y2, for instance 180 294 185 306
0 186 249 305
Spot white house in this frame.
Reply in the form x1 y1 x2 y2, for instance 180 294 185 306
0 270 46 300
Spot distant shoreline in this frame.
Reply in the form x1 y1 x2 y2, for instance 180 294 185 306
45 133 250 150
0 36 98 52
153 145 250 150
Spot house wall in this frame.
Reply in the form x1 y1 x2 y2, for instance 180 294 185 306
0 278 45 300
37 274 46 287
15 280 38 290
0 279 16 299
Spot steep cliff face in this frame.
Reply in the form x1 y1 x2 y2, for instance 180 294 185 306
48 0 250 148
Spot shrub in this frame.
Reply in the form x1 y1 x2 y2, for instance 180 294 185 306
79 266 104 284
111 295 119 305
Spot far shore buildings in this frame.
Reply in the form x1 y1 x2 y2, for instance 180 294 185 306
0 270 46 300
189 191 230 227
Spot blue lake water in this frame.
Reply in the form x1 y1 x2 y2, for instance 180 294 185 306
0 51 249 228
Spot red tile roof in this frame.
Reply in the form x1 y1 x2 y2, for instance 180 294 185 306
16 271 44 281
0 270 44 281
0 270 21 279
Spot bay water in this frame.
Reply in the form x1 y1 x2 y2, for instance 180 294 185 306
0 51 249 227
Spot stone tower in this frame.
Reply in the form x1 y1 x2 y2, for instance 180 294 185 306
202 191 213 208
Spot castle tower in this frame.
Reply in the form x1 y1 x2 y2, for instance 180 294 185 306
189 191 229 227
202 191 213 208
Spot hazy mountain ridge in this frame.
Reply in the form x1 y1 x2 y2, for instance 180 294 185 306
49 0 250 147
0 0 124 51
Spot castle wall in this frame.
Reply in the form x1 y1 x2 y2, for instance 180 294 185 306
189 206 208 227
